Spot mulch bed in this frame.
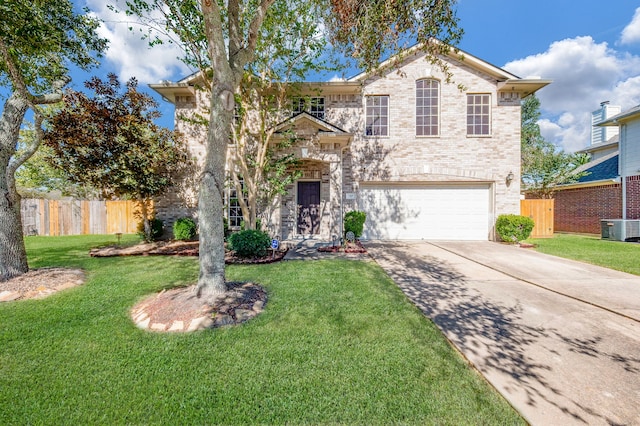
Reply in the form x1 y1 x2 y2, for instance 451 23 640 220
90 240 287 264
317 240 367 254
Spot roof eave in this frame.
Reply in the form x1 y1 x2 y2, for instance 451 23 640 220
555 177 621 190
497 79 552 97
148 83 196 104
598 105 640 126
348 41 523 83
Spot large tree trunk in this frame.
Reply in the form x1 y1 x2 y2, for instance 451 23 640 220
0 94 29 281
196 85 234 300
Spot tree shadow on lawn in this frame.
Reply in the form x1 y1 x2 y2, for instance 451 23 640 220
368 242 638 425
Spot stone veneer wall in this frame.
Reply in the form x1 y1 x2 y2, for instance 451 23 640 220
158 50 525 240
329 51 523 228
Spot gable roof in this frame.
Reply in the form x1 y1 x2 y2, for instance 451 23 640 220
576 151 619 183
150 43 551 102
347 42 551 97
273 112 349 134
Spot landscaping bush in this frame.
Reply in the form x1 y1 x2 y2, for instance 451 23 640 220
495 214 535 242
344 210 367 238
137 218 164 241
173 217 197 241
228 229 271 257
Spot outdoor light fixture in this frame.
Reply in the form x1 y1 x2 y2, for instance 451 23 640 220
506 171 515 185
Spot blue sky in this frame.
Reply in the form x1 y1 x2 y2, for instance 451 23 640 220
50 1 640 152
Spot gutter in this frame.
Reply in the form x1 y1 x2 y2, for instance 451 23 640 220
554 177 620 191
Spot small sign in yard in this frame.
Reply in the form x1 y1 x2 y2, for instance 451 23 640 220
271 239 279 259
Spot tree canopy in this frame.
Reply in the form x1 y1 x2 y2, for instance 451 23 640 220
44 74 191 240
521 95 589 198
1 0 107 281
124 0 464 299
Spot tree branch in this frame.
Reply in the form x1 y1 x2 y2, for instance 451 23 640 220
7 109 45 191
234 0 276 71
0 36 30 100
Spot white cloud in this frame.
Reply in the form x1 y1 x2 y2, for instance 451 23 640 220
504 36 640 152
621 7 640 45
85 0 191 84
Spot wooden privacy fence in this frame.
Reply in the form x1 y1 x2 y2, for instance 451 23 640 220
520 199 554 238
20 199 152 236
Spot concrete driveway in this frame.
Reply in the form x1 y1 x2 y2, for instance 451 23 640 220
367 241 640 426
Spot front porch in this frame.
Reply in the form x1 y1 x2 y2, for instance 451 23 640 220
270 112 352 241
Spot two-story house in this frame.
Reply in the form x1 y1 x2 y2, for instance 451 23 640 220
151 45 549 241
554 103 640 236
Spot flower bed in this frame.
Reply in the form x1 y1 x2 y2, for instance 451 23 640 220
317 240 367 254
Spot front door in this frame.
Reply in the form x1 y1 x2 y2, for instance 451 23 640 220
297 181 320 235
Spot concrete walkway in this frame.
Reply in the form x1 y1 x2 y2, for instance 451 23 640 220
367 241 640 426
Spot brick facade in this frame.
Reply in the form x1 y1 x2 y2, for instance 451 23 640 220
626 175 640 219
153 48 538 240
554 184 622 234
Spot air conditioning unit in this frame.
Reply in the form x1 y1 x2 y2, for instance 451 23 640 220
601 219 640 241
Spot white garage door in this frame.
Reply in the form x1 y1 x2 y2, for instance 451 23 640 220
358 184 491 240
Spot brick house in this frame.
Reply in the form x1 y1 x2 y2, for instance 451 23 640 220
554 104 640 234
150 46 549 241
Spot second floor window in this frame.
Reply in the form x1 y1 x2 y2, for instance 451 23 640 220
416 79 439 136
467 94 491 136
292 97 325 120
365 95 389 136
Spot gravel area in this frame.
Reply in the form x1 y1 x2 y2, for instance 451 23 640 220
0 268 85 301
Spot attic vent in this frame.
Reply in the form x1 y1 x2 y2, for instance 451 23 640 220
499 92 520 102
302 170 320 179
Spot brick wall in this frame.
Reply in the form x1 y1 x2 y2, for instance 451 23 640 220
554 184 622 234
627 175 640 219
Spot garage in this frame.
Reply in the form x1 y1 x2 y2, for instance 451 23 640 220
357 183 492 240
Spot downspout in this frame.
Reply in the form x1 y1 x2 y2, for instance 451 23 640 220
620 123 627 241
621 123 627 220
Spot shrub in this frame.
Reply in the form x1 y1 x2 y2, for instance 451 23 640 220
137 218 164 241
495 214 535 242
173 217 197 241
228 229 271 258
344 210 367 238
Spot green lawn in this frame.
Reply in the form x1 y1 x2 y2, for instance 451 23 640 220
529 233 640 275
0 235 523 425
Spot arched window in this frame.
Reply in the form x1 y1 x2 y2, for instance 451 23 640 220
416 79 439 136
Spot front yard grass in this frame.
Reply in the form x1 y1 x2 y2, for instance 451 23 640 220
0 235 523 425
529 233 640 275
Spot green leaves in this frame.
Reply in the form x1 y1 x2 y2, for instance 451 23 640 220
43 74 192 202
521 95 589 198
0 0 107 95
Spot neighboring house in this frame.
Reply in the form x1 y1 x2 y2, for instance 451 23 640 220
554 103 640 234
150 46 549 241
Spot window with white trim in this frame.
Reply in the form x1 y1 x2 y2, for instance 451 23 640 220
365 95 389 136
467 94 491 136
292 97 325 120
416 79 439 136
228 178 246 228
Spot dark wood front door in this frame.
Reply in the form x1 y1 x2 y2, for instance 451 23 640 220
297 181 320 235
